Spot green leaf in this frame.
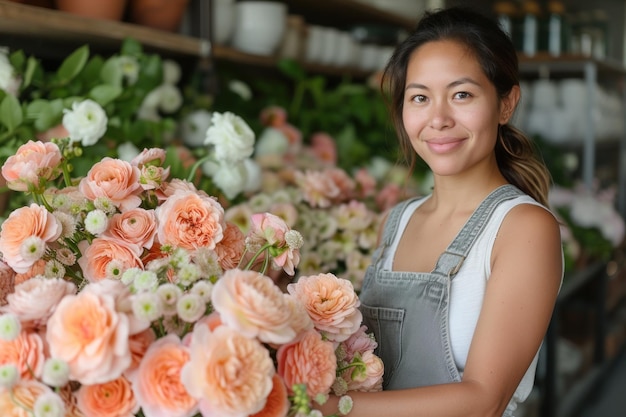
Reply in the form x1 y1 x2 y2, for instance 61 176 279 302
100 56 123 87
8 50 26 72
22 56 39 90
276 58 307 82
26 99 63 131
121 38 143 57
0 95 23 131
89 84 123 106
56 45 90 85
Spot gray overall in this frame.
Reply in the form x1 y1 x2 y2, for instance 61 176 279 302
360 185 523 395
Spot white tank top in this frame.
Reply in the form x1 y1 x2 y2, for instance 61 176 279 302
381 194 549 412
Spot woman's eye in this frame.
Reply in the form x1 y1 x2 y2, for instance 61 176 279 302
454 91 471 100
412 95 427 103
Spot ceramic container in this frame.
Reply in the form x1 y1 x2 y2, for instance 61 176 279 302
231 1 287 55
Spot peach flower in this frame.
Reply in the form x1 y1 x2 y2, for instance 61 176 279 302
287 273 362 342
77 237 143 282
309 132 337 165
78 157 142 211
103 208 157 251
0 259 15 305
59 385 87 417
0 329 45 380
294 170 341 208
0 379 53 416
131 334 198 417
76 376 139 417
1 140 62 192
259 106 288 128
250 374 290 417
354 168 377 198
341 325 378 362
13 259 46 286
125 327 157 376
155 189 225 251
327 167 356 199
211 269 296 345
0 203 62 273
131 147 167 167
214 222 245 270
345 350 384 392
156 178 202 202
181 324 274 417
46 286 133 385
277 329 336 397
3 277 76 329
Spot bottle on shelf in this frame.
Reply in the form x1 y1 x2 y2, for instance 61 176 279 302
493 1 518 39
540 0 570 57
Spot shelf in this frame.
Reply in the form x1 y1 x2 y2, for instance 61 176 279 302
519 53 626 76
558 262 607 303
0 0 209 58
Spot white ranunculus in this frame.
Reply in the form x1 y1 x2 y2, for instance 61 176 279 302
181 109 213 147
162 59 182 85
118 55 139 85
242 158 262 193
156 83 183 114
62 99 108 146
255 127 289 157
117 141 141 161
0 51 20 96
211 160 248 200
205 111 255 163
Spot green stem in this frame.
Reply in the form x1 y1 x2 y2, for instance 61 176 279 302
186 154 214 183
243 243 273 271
290 79 307 119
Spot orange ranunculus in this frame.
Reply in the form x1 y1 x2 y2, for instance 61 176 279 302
103 208 157 251
78 157 142 211
1 140 62 192
0 329 45 380
277 329 337 398
155 189 225 251
131 334 198 417
250 374 290 417
211 269 296 345
76 375 139 417
287 273 362 343
0 203 62 273
77 237 143 282
214 222 245 270
0 379 53 416
46 287 132 385
181 325 274 417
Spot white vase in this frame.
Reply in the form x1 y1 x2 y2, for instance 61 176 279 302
212 0 236 45
232 1 287 56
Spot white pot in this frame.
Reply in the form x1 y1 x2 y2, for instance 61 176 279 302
232 1 287 56
212 0 236 45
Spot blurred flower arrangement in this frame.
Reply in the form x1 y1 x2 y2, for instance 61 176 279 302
0 111 384 416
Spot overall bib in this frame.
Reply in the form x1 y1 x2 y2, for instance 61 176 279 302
360 185 523 396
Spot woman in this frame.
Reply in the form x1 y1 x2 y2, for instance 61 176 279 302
319 6 562 417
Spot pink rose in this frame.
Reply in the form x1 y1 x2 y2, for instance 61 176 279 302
1 140 62 191
181 325 274 417
287 273 362 342
131 148 167 167
376 183 402 211
341 325 378 362
259 106 288 128
131 334 198 417
155 189 225 251
277 329 337 397
46 285 133 385
247 212 301 275
78 237 143 282
354 168 377 198
0 329 45 380
0 204 62 273
3 277 76 329
103 208 157 251
211 269 296 345
309 132 337 165
76 376 139 417
294 170 341 208
78 157 142 211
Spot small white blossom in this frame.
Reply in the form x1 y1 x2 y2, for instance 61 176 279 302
132 292 163 322
93 196 116 214
0 364 19 389
105 260 125 280
41 358 70 387
162 59 182 85
62 99 108 147
20 236 45 263
84 209 108 235
204 111 255 163
44 260 66 279
176 263 201 286
157 283 183 316
181 109 213 148
190 280 213 302
118 55 140 85
33 391 65 417
285 229 304 250
228 79 252 101
121 267 142 285
0 313 21 341
176 293 205 322
0 51 20 96
52 211 77 239
210 160 248 200
156 83 183 114
255 127 289 157
337 395 354 415
54 247 76 266
132 270 159 292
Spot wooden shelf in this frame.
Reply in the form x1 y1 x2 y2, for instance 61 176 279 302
0 0 209 58
519 52 626 76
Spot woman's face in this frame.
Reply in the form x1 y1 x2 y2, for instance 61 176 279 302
402 39 517 178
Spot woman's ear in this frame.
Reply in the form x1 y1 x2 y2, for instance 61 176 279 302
499 85 521 124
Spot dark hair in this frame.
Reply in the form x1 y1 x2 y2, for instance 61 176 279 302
382 6 551 205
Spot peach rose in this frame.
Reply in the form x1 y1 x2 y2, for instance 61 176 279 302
131 334 198 417
211 269 296 345
287 273 362 343
250 374 290 417
345 350 384 392
76 376 139 417
181 324 274 417
277 329 336 397
156 178 201 202
3 277 76 329
131 147 167 167
1 140 62 191
103 208 157 251
354 168 377 199
0 379 53 416
0 329 45 380
214 222 245 270
46 287 132 385
77 237 143 282
0 203 62 273
125 327 156 376
309 132 337 165
155 189 225 251
78 157 142 211
294 170 341 208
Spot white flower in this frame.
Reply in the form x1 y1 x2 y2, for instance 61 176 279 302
176 293 205 322
210 160 248 200
33 391 65 417
0 50 20 96
255 127 289 157
117 141 141 161
132 292 163 322
62 99 108 146
190 280 213 302
118 55 140 85
84 209 108 235
156 83 183 114
243 158 262 193
337 395 354 415
20 236 45 263
228 79 252 101
163 59 182 85
0 313 21 341
157 283 183 316
121 267 142 285
204 111 255 163
285 230 304 250
44 260 66 279
176 263 201 286
181 109 213 147
41 358 70 387
132 270 159 292
0 364 19 389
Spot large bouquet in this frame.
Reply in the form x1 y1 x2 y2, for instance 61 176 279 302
0 115 383 417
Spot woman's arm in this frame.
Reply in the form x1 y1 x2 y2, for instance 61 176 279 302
317 203 563 417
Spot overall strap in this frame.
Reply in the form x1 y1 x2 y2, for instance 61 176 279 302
373 196 423 266
432 185 524 278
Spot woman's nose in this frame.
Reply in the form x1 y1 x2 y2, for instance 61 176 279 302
429 101 453 130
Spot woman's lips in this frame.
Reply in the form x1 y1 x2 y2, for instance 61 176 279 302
425 138 465 153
